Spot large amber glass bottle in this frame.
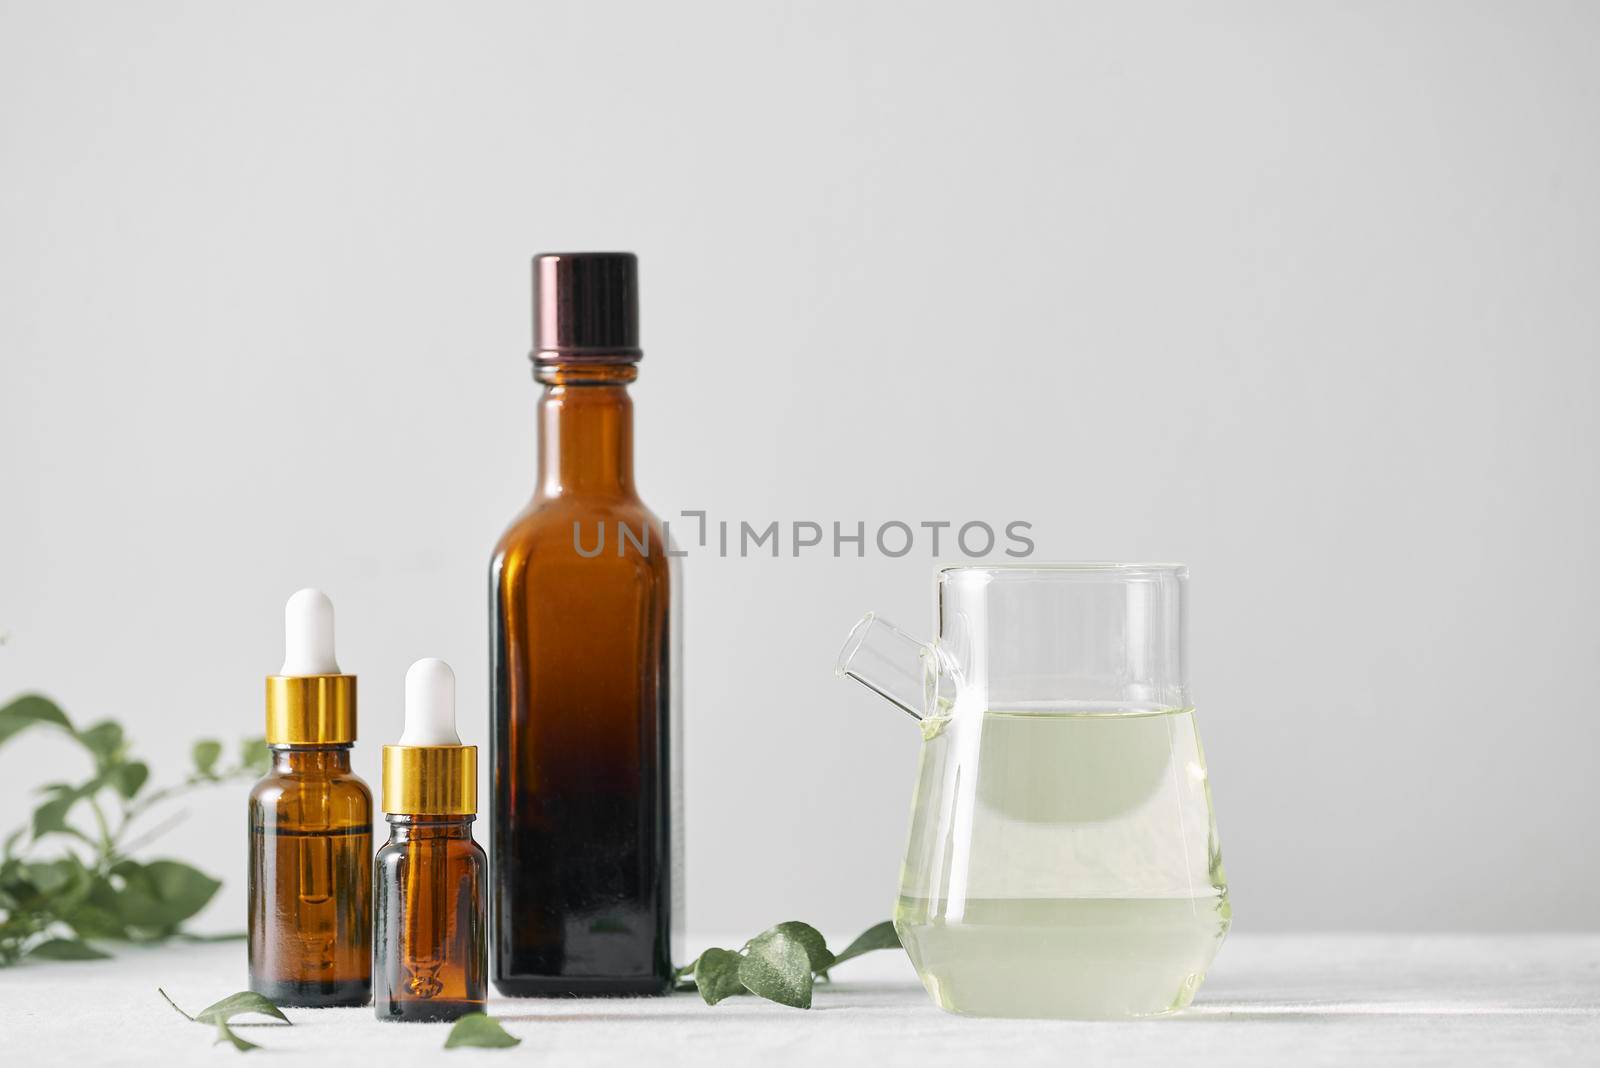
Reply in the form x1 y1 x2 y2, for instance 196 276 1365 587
249 590 372 1007
490 253 677 996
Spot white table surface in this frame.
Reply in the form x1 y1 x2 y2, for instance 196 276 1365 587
2 934 1596 1067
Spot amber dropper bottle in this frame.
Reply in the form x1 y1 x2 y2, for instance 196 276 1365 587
375 658 486 1022
248 589 373 1007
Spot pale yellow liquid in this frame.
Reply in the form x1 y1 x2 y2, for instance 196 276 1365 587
897 895 1229 1018
896 709 1229 1018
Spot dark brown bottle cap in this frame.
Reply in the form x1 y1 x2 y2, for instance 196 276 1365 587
531 251 641 363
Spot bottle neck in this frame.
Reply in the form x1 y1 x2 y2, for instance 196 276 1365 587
535 363 637 499
269 745 353 774
384 813 475 841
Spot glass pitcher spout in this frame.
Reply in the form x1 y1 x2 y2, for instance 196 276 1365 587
835 612 959 721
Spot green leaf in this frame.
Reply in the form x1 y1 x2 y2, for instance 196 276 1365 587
680 919 901 1002
114 859 222 931
444 1013 521 1049
30 790 80 841
59 868 134 940
240 738 270 774
195 990 291 1026
830 920 901 968
26 937 111 961
160 989 287 1053
0 693 73 747
63 894 131 941
759 921 833 974
213 1020 259 1052
693 947 746 1005
192 740 222 776
110 760 150 799
20 856 92 900
77 720 124 761
738 929 813 1009
151 861 224 921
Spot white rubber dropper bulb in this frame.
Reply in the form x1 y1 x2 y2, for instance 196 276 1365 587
400 658 461 746
280 588 340 675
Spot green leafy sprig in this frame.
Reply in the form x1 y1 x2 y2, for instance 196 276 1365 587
675 920 902 1009
160 988 291 1052
0 693 269 965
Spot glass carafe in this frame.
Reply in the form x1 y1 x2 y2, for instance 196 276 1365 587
837 564 1230 1019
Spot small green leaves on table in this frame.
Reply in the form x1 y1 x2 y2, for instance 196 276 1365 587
160 988 290 1053
691 947 747 1004
676 919 903 1009
738 928 816 1009
444 1013 522 1049
768 921 835 973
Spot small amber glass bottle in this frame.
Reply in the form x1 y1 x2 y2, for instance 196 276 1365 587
248 590 373 1007
375 659 486 1022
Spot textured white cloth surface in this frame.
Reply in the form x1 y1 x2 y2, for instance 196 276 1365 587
2 934 1596 1067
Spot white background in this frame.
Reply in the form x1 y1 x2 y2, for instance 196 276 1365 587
2 1 1596 937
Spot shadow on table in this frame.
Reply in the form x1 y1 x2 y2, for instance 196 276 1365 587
488 982 1600 1026
493 982 930 1024
497 1013 687 1024
1177 1001 1600 1024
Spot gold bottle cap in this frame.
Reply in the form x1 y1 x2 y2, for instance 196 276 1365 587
265 674 357 745
382 744 477 815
